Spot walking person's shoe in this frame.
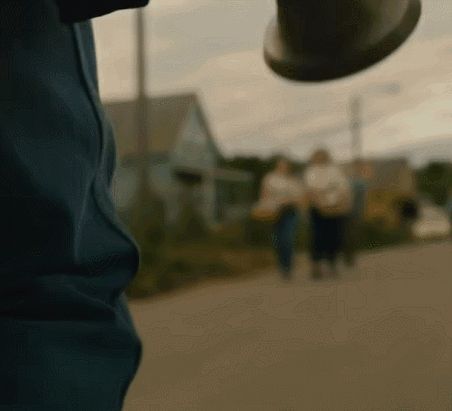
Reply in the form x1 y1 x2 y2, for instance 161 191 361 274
328 261 339 278
282 273 292 282
344 253 356 268
280 266 293 281
311 262 322 280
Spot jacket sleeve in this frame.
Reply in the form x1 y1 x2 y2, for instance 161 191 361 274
55 0 150 23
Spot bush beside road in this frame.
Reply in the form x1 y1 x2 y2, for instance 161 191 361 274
126 217 418 299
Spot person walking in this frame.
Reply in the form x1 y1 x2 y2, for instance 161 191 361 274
446 188 452 239
343 159 369 267
304 149 352 279
255 157 304 279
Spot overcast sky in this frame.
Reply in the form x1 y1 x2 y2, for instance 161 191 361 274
93 1 452 163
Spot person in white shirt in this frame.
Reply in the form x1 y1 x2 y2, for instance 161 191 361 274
303 149 352 279
259 156 305 279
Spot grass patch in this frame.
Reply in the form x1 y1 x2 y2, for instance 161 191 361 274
126 216 413 299
126 242 273 299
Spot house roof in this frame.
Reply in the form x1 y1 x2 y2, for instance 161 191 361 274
104 92 220 160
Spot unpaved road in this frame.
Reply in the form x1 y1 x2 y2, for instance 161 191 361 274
125 242 452 411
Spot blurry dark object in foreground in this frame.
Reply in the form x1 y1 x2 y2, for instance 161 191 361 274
56 0 149 22
265 0 421 81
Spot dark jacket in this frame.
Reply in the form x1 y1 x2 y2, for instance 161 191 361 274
0 1 146 409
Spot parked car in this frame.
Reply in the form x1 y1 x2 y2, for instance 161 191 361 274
412 204 451 240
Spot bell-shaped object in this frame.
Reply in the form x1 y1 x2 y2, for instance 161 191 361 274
264 0 422 82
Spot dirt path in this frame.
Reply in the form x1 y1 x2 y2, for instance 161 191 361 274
124 242 452 411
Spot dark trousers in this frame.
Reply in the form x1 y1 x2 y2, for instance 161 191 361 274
272 208 299 276
343 216 362 266
309 208 345 265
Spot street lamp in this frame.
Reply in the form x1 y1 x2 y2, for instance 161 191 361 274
131 8 166 263
136 8 149 157
349 83 401 160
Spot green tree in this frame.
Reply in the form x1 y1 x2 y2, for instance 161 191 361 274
221 155 306 200
416 162 452 205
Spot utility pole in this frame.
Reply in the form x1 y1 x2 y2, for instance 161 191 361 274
349 95 362 161
136 8 149 157
348 83 400 162
131 8 165 266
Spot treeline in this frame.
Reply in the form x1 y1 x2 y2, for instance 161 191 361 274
416 161 452 205
221 155 306 200
223 155 452 206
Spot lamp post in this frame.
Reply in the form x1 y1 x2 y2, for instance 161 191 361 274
349 83 400 160
349 95 362 160
131 8 166 265
136 7 149 158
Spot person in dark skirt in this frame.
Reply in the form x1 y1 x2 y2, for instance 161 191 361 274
0 1 148 410
309 207 346 274
447 188 452 239
303 149 352 279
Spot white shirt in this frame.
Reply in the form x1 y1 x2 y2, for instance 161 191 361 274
260 172 304 209
304 164 350 207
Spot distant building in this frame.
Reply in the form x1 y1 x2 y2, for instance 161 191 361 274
365 158 417 227
105 92 253 228
345 158 417 228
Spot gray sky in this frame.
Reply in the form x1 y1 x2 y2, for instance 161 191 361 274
94 1 452 162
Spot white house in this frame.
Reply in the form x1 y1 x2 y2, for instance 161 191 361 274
104 92 253 228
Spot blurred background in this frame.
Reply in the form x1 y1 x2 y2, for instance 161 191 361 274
93 1 452 410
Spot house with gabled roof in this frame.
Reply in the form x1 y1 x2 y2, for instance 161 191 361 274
344 157 417 228
104 92 253 228
364 158 417 227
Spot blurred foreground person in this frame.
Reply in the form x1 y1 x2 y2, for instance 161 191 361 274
254 157 304 279
0 1 148 410
343 159 368 267
304 149 352 279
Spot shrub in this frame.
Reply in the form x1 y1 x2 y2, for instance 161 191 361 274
360 221 411 250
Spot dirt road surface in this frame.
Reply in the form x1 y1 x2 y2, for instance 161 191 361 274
125 242 452 411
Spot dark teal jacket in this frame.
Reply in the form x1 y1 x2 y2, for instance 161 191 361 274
0 1 148 409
